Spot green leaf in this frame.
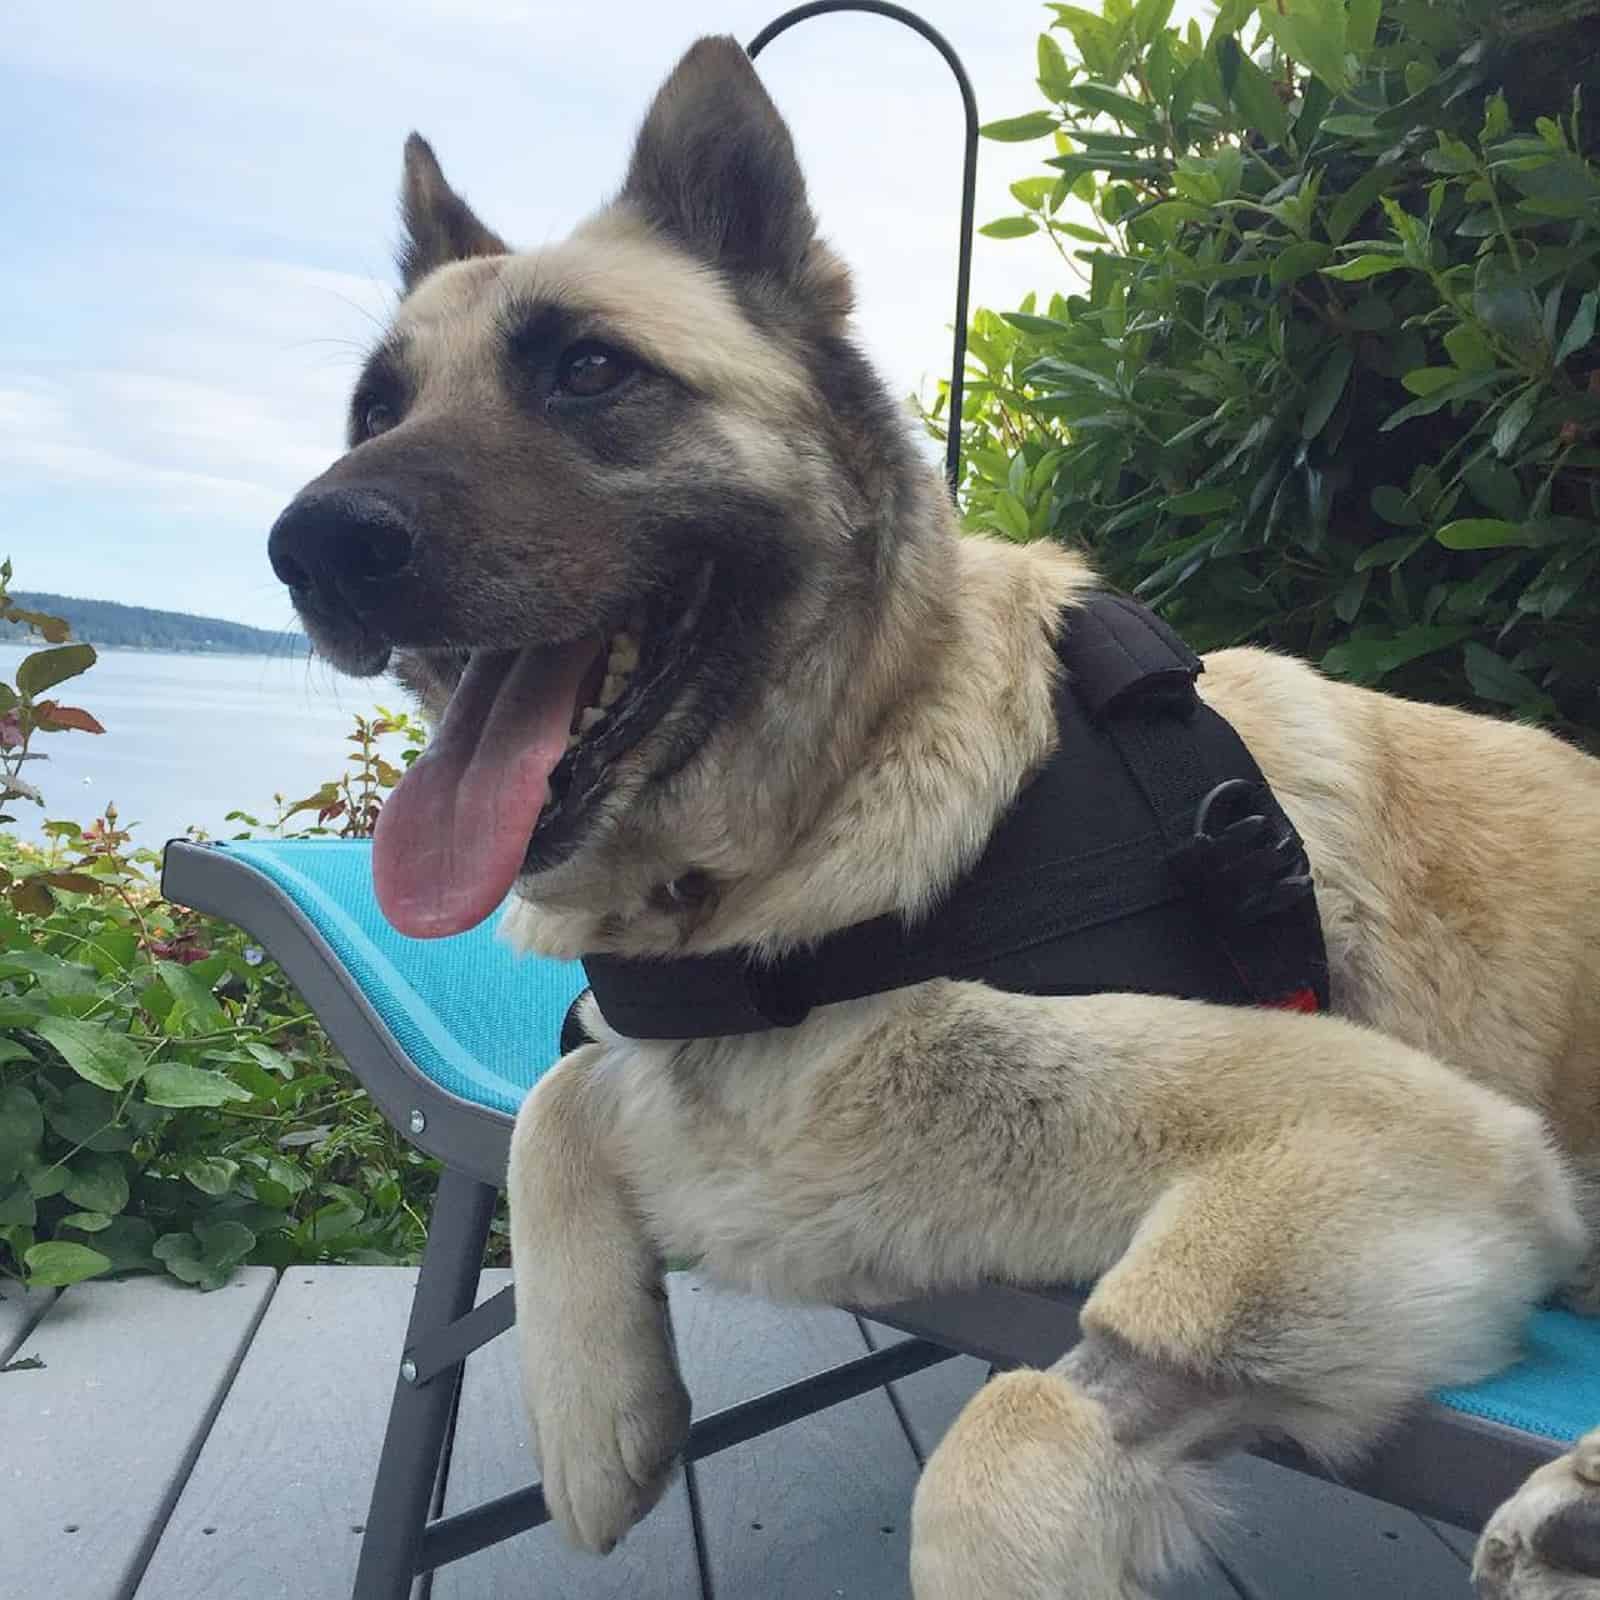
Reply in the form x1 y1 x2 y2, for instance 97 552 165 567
1380 369 1503 431
41 1081 134 1152
1327 165 1392 245
980 113 1060 143
1492 388 1539 459
1009 176 1057 211
1435 519 1533 550
1270 241 1332 288
1163 487 1237 516
1133 0 1174 46
244 1042 295 1078
1056 83 1158 134
1036 31 1075 101
1216 37 1291 147
1258 7 1352 92
154 1220 255 1290
14 644 96 699
1302 346 1353 441
62 1153 129 1216
182 1155 240 1196
1321 254 1410 282
59 1210 112 1233
980 216 1040 240
141 1062 253 1109
0 1084 44 1174
155 960 224 1036
1555 290 1598 367
19 1149 68 1199
1463 643 1546 707
1321 625 1472 683
1354 532 1428 571
1443 325 1497 372
31 1015 145 1091
1371 487 1421 527
1401 367 1464 397
1000 314 1070 339
0 1180 36 1227
25 1241 111 1287
0 1038 35 1067
79 1215 158 1275
1346 0 1381 53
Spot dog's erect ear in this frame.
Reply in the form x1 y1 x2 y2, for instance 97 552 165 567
397 134 508 292
621 36 845 310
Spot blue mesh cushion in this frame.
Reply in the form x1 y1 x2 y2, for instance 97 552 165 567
219 839 586 1118
211 838 1600 1448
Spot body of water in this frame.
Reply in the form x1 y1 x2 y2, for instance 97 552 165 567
1 645 401 849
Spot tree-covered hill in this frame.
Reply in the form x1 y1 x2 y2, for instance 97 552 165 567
0 593 308 656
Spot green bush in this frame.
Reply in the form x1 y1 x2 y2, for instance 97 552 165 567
934 0 1599 746
0 569 458 1291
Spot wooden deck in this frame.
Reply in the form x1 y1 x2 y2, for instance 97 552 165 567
1 1267 1484 1599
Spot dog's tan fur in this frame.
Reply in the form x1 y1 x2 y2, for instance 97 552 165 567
281 36 1600 1598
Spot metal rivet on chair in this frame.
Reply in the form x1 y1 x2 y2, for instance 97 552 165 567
399 1358 418 1385
408 1109 426 1135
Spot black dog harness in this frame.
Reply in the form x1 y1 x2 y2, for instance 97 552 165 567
577 592 1328 1042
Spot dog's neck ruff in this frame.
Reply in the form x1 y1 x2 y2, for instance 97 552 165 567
577 593 1329 1041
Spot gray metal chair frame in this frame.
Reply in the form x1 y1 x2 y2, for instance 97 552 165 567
165 840 1556 1599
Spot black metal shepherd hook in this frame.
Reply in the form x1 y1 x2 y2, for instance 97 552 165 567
747 2 979 497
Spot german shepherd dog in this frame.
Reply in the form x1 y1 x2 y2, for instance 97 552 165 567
267 37 1600 1599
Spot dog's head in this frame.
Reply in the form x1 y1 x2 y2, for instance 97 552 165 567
269 37 933 939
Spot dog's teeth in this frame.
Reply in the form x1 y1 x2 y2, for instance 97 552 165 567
599 672 625 708
608 633 640 674
565 730 581 750
579 706 606 732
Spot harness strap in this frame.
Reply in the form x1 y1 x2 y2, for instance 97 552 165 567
581 592 1328 1040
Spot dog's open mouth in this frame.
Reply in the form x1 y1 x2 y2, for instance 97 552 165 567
373 565 713 937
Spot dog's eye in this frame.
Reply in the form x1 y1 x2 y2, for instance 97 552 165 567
554 342 634 399
362 402 397 438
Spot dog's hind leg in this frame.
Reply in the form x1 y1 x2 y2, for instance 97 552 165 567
911 1142 1565 1600
911 1347 1237 1600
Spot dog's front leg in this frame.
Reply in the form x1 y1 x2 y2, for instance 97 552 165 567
508 1044 691 1554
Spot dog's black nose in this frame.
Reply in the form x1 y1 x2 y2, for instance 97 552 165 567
268 487 415 610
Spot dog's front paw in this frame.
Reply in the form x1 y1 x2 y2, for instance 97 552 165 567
1474 1428 1600 1597
521 1289 691 1555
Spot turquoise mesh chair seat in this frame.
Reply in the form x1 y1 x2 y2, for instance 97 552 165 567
213 839 585 1118
160 832 1598 1583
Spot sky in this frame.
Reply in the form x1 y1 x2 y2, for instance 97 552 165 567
2 1 1202 632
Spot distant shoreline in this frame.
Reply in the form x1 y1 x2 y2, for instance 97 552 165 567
1 591 307 658
0 639 310 660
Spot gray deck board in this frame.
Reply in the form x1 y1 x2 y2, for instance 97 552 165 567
432 1269 706 1600
1205 1453 1473 1600
133 1266 418 1600
0 1282 54 1366
2 1265 1510 1597
0 1267 275 1600
670 1278 925 1598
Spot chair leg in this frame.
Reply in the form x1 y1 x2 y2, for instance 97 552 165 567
353 1167 498 1600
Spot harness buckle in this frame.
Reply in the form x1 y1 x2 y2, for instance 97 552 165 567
1175 778 1316 925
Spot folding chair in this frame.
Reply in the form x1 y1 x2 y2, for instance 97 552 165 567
160 5 1600 1589
163 834 1600 1595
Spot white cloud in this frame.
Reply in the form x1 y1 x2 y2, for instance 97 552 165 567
3 0 1209 625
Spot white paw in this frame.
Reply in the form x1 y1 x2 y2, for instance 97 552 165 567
521 1285 691 1555
1475 1429 1600 1597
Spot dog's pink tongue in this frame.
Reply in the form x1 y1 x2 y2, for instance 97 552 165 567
373 642 601 937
